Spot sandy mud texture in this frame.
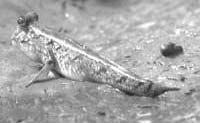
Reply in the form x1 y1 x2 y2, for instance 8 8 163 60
0 0 200 123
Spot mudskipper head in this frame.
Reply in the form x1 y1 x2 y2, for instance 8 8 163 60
11 12 41 62
11 12 39 46
17 12 39 30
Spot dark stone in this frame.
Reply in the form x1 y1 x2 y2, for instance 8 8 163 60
97 111 106 116
17 119 25 123
180 76 186 82
160 42 184 58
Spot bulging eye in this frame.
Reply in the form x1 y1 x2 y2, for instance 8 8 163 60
17 16 26 26
32 12 39 22
25 12 39 25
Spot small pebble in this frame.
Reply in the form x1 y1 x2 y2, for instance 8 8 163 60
97 111 106 116
17 118 25 123
160 42 183 58
180 76 186 82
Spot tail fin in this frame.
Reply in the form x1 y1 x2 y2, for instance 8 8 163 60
145 83 180 97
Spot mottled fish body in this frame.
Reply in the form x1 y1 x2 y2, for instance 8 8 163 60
11 12 179 97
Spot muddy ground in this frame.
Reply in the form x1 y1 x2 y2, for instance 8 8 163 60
0 0 200 123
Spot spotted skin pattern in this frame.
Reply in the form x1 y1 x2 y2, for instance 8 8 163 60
11 12 180 97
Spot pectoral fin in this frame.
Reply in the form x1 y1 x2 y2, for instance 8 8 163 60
25 60 55 87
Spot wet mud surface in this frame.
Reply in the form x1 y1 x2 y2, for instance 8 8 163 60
1 0 200 123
